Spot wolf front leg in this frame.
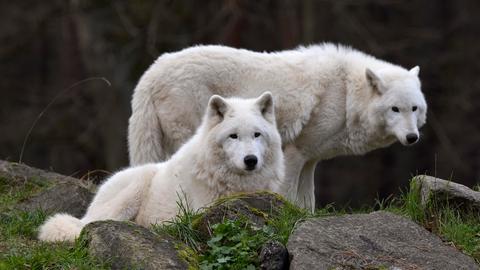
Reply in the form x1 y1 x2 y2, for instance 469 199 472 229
283 144 307 206
296 160 317 212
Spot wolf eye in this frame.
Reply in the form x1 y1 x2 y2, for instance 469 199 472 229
254 132 261 138
412 106 417 112
391 106 400 113
229 134 238 139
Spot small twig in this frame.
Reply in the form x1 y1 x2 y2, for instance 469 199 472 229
18 77 111 164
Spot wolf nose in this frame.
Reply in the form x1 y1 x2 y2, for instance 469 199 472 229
244 155 258 170
406 133 418 144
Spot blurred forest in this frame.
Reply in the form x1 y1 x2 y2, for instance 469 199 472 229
1 0 479 208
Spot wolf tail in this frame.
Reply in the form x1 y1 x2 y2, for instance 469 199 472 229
128 75 167 166
38 213 85 242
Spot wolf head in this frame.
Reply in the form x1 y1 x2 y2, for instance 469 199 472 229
203 92 283 175
366 66 427 146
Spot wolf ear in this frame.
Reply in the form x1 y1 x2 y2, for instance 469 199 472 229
366 68 387 95
409 66 420 76
256 91 275 123
207 95 228 123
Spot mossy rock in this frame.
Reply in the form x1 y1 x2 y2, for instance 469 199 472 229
193 191 287 240
81 220 188 270
0 160 79 186
0 160 94 217
16 183 94 217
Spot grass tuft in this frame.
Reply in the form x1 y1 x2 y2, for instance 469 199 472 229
0 210 47 239
152 191 203 252
397 179 427 223
438 208 480 258
267 200 313 245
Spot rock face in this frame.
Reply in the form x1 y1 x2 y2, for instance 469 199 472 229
413 175 480 212
82 220 187 270
287 211 478 270
16 183 93 217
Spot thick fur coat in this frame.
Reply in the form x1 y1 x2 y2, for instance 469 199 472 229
39 93 285 242
128 43 427 210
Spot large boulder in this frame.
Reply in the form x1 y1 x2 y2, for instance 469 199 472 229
0 160 94 216
287 211 477 270
16 182 94 217
194 192 286 239
0 160 79 185
413 175 480 213
82 220 188 270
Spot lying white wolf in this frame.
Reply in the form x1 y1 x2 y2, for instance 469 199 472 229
128 43 427 210
39 92 285 242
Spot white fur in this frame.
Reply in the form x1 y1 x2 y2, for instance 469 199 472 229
38 93 285 242
128 43 427 211
38 214 83 242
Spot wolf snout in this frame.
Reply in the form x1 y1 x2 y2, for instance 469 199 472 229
244 155 258 171
406 133 419 145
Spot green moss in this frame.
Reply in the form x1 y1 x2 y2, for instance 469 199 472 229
247 206 268 219
210 190 287 207
175 242 200 270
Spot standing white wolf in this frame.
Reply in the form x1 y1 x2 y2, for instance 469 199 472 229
39 92 285 242
128 43 427 210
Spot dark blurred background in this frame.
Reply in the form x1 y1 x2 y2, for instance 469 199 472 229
1 0 479 208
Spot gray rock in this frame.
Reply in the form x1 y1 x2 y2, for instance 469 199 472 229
16 182 94 217
413 175 480 212
82 220 188 270
287 211 478 270
0 160 79 185
259 240 289 270
0 160 95 216
0 160 94 216
194 192 286 239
